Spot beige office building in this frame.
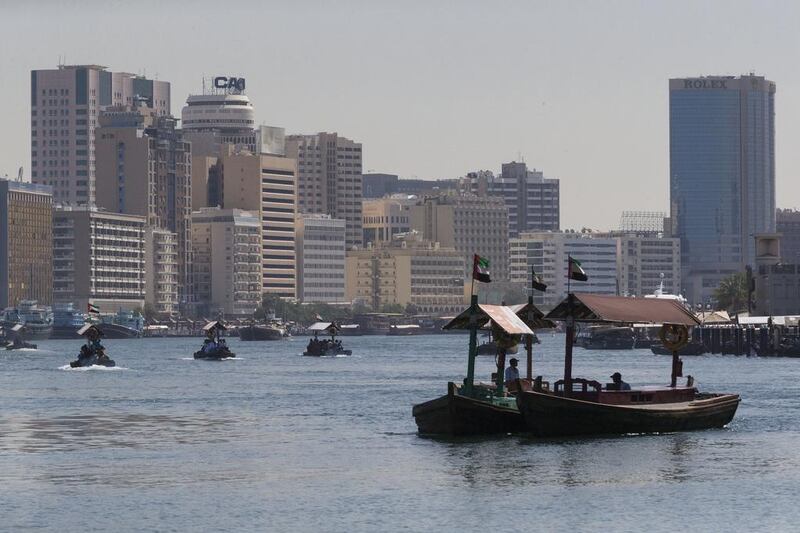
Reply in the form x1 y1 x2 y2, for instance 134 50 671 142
617 234 681 298
192 208 262 316
192 145 298 298
144 227 179 316
362 196 413 246
285 133 363 249
0 180 53 308
30 64 169 205
95 104 192 309
411 192 509 282
296 214 346 303
53 206 146 310
345 232 465 314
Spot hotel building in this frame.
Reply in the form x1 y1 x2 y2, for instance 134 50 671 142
30 64 169 205
144 227 179 316
0 179 53 308
362 197 413 246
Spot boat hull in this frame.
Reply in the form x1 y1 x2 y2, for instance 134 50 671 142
193 348 236 360
239 326 283 341
516 389 740 437
412 382 525 436
303 348 352 357
69 354 116 368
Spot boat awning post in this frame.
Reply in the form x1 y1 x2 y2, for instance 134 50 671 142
526 295 534 381
564 293 575 392
465 294 479 394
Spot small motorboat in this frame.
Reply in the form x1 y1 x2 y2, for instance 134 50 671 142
69 324 116 367
194 321 236 360
303 322 352 356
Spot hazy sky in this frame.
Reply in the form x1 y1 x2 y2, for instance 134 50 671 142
2 0 799 229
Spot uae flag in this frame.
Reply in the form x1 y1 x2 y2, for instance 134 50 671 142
87 303 100 314
568 256 588 282
531 268 547 292
472 254 491 283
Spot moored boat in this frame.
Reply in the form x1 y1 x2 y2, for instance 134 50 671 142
239 323 285 341
4 324 37 350
515 293 740 437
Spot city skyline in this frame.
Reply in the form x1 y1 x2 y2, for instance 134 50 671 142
3 1 800 230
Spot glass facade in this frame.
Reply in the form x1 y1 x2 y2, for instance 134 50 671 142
669 76 776 304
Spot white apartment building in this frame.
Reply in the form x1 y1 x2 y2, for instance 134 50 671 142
510 231 618 306
192 208 262 316
617 234 681 297
296 214 346 303
52 206 146 310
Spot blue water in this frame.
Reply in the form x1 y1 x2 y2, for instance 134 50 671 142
1 334 798 532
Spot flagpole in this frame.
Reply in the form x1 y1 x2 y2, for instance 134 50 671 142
567 255 571 294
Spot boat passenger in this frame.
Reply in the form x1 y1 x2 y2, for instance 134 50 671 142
609 372 631 391
504 358 520 382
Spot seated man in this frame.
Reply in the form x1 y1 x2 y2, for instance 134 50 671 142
608 371 631 391
504 357 520 384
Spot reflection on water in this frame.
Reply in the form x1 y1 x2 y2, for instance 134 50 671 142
0 412 235 454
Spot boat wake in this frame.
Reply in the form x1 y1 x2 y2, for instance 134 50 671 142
58 364 129 371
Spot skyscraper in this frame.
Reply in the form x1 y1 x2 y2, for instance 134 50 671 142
30 64 170 205
285 133 363 249
669 74 776 304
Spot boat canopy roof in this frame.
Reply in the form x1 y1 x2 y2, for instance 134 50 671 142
76 323 101 336
696 310 732 324
203 320 227 331
11 323 24 332
508 302 556 330
308 321 339 334
444 304 535 335
546 293 699 326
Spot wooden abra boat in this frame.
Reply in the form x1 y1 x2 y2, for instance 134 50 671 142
515 293 740 437
303 322 352 356
194 321 236 360
412 296 552 436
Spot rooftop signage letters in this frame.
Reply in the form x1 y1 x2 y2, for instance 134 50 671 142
214 77 246 91
683 79 728 89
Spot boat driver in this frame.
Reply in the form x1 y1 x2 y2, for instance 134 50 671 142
609 372 631 391
504 358 520 382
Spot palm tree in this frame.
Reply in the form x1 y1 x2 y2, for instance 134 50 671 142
713 273 748 312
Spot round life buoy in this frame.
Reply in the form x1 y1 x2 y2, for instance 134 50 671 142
659 324 689 351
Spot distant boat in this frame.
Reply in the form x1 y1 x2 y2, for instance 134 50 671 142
239 323 285 341
51 303 88 339
1 300 53 340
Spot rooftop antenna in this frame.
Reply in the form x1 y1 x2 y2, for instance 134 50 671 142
17 167 23 182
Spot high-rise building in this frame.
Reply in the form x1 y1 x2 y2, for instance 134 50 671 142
509 231 618 306
144 227 179 316
285 133 363 249
345 232 465 314
776 209 800 263
52 206 146 311
192 145 298 298
670 74 776 304
410 192 509 282
95 103 193 309
30 64 170 205
295 214 346 303
362 173 458 198
464 162 560 237
362 197 413 245
0 179 53 308
181 81 285 158
191 207 262 316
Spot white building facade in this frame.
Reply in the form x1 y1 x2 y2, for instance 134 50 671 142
296 214 346 303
